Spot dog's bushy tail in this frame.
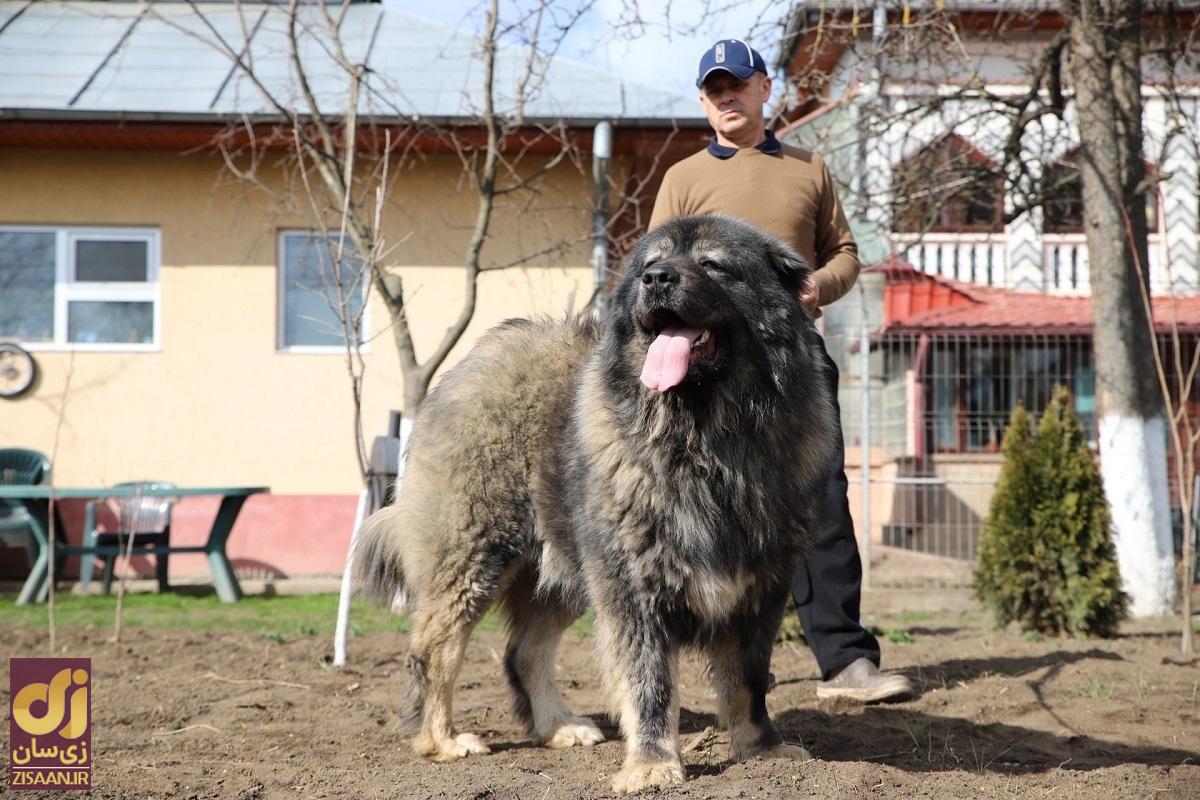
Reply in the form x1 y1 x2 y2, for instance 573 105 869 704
352 504 426 732
399 654 428 733
352 505 409 608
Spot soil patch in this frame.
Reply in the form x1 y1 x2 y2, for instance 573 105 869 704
4 612 1199 799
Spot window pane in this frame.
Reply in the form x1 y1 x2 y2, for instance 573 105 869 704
75 240 148 282
68 301 153 344
1074 364 1096 442
282 235 365 347
891 135 1000 233
0 231 56 342
1013 346 1061 412
967 346 1009 451
930 347 958 451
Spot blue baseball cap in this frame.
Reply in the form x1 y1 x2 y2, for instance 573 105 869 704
696 39 767 88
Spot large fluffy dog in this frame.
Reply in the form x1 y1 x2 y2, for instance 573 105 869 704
355 214 839 794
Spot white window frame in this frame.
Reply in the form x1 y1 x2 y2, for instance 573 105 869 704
0 225 161 352
277 230 372 354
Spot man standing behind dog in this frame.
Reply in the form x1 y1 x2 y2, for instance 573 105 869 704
649 39 912 704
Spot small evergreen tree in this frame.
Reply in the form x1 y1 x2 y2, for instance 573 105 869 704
974 387 1128 636
974 402 1040 627
777 599 806 643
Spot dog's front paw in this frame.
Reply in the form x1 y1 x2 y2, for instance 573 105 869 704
414 732 491 762
610 760 684 795
542 717 605 749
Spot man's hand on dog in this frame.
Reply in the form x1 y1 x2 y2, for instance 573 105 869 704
798 276 819 315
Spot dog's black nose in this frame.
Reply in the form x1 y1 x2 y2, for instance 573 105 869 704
641 264 680 287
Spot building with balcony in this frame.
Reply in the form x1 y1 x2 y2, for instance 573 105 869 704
776 2 1200 562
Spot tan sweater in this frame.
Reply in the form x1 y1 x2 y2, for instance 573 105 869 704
649 144 860 307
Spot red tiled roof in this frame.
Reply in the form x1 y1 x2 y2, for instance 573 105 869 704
872 261 1200 336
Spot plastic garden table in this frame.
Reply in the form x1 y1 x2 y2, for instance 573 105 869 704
0 485 268 605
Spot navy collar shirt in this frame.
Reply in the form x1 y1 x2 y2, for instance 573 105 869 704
707 128 782 159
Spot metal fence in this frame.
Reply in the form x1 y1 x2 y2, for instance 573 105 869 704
830 328 1096 563
822 273 1200 574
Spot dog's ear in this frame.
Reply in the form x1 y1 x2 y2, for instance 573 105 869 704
766 240 811 294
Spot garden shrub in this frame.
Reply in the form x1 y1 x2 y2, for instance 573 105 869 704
777 600 806 643
974 387 1128 637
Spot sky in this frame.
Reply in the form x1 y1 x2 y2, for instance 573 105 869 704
380 0 789 100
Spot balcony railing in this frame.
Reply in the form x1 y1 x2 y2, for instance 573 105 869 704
893 232 1174 294
1042 233 1170 295
893 233 1008 287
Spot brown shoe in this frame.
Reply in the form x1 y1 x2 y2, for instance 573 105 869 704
816 658 912 703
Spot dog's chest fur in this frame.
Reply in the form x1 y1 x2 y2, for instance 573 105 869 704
565 371 806 626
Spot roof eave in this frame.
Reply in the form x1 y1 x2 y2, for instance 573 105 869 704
880 323 1200 337
0 115 708 155
0 108 707 128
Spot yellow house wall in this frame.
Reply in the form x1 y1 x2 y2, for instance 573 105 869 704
0 148 596 494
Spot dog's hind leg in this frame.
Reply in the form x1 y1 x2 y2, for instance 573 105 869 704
406 580 496 762
501 576 604 749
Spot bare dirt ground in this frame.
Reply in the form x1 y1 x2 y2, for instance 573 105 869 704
5 611 1200 800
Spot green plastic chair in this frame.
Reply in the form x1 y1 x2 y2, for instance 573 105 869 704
80 481 178 594
0 448 52 568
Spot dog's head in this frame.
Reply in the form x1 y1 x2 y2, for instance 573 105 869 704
602 214 814 397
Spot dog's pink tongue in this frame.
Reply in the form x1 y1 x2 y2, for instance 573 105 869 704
640 327 702 391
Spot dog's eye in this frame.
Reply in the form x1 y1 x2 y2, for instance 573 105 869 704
700 259 736 278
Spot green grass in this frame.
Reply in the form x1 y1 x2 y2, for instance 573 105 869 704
568 607 595 637
0 592 406 638
0 592 598 639
868 625 916 645
1077 677 1117 700
969 740 1016 774
888 610 938 625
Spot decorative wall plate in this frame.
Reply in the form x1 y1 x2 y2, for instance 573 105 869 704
0 343 37 399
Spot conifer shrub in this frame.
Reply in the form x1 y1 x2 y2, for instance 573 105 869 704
777 601 806 643
974 402 1038 626
973 386 1128 637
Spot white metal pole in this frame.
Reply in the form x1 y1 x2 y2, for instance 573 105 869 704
591 120 613 321
390 418 413 612
394 417 413 485
333 417 413 666
333 487 369 667
859 282 872 591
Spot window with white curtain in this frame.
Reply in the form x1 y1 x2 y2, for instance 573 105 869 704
0 227 160 349
278 231 368 351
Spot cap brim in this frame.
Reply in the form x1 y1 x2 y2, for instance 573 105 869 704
696 64 757 88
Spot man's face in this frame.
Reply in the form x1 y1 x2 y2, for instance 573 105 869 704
699 72 770 143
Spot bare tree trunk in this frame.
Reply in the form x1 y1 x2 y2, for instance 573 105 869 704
1067 0 1175 615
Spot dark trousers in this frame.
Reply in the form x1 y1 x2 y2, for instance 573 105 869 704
790 341 880 680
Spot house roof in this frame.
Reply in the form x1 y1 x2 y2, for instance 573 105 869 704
0 1 704 126
875 261 1200 336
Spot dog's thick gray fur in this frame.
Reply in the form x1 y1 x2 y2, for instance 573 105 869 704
355 214 840 793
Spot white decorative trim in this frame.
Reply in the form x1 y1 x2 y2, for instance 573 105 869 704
1098 414 1176 617
1162 117 1199 294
